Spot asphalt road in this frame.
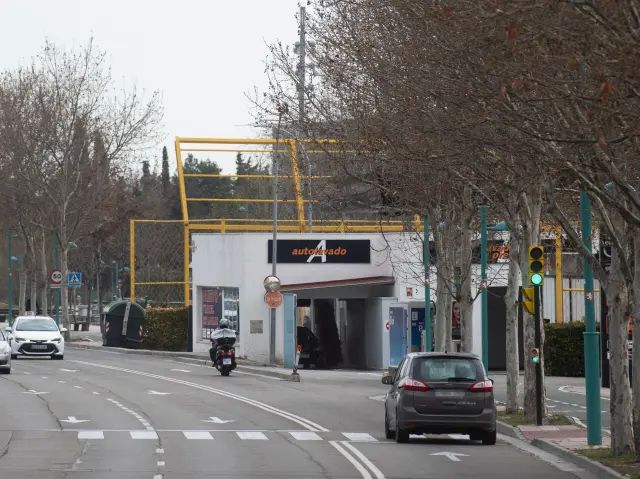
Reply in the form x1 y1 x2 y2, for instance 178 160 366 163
0 349 599 479
491 373 611 431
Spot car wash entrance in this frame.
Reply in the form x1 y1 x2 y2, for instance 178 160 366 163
281 276 396 369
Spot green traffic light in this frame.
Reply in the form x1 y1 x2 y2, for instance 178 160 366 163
532 356 540 364
530 273 543 285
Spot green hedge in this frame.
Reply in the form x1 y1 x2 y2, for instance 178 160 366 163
142 307 188 351
544 321 587 377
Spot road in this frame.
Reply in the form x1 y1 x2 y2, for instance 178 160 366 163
0 349 598 479
491 373 611 430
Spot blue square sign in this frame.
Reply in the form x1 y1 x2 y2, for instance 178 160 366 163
67 272 82 288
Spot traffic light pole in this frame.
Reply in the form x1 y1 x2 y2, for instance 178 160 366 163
480 205 488 369
580 191 602 445
534 284 543 426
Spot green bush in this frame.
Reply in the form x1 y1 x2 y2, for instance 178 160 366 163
142 307 188 351
544 321 587 377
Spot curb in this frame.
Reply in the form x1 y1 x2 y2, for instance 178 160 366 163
531 438 625 479
496 420 527 441
67 342 296 381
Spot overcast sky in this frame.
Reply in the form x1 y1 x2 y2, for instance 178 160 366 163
0 0 300 172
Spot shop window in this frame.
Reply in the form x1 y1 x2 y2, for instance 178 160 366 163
201 287 240 340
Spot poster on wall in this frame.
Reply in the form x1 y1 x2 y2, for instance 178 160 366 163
201 287 240 340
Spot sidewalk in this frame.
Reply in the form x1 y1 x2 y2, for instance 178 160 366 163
517 424 610 450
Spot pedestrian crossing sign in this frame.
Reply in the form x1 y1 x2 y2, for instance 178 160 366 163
67 272 82 288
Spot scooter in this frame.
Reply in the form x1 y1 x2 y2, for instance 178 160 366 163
209 328 237 376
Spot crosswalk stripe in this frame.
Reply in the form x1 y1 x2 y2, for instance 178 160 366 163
130 430 158 440
78 430 104 440
342 432 377 442
237 431 268 440
290 431 322 441
183 431 214 440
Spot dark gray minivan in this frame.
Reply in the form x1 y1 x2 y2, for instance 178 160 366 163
383 352 496 444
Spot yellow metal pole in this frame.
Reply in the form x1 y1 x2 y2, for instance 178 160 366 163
183 225 190 306
555 227 563 324
175 139 189 223
130 219 136 301
288 140 306 230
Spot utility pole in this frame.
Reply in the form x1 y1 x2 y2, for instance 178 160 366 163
296 6 312 231
533 283 543 426
7 231 14 324
580 191 602 445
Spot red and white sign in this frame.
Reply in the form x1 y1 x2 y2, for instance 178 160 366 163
49 269 63 288
264 291 283 308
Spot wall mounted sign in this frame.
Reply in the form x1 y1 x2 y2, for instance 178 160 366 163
268 239 371 264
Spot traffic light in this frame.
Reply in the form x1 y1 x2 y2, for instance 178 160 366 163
528 245 545 285
531 348 540 364
522 287 535 315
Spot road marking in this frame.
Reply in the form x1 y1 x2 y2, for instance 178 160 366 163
330 441 376 479
73 360 328 431
290 431 322 441
157 461 165 467
170 369 191 373
61 416 90 424
156 448 164 454
58 380 66 384
184 431 214 440
92 391 100 395
430 451 468 462
41 376 48 379
23 389 48 395
78 430 104 440
130 430 159 440
153 475 162 479
107 398 154 431
148 390 171 395
60 368 79 372
342 433 377 442
237 431 268 440
202 416 234 424
368 395 386 402
23 371 31 375
341 441 385 479
74 385 83 389
559 385 610 401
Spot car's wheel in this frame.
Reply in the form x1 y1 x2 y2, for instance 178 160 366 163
395 412 409 443
481 430 497 445
384 410 394 439
470 431 482 441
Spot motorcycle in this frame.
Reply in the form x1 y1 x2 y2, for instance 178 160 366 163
209 328 237 376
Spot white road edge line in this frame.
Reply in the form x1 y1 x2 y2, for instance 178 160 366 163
341 441 385 479
329 441 372 479
72 360 328 432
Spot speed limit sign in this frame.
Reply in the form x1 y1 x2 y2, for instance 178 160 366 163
49 269 63 288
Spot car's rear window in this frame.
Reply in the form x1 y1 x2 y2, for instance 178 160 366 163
413 357 484 382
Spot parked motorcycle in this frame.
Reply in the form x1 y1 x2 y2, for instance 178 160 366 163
209 323 237 376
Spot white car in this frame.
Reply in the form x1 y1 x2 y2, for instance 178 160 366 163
0 328 11 373
6 316 67 360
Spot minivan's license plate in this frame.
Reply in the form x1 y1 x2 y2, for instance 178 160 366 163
435 390 464 398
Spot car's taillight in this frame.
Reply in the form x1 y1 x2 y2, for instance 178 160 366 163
399 378 430 392
469 380 493 393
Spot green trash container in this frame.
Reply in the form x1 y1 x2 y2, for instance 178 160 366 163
102 300 145 348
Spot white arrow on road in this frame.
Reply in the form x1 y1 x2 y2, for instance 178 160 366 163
201 416 235 424
430 452 468 462
61 416 90 424
23 389 48 395
147 390 172 395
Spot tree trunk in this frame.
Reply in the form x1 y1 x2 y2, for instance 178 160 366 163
19 269 27 315
632 233 640 459
434 221 448 352
60 245 71 340
40 228 48 315
30 276 37 314
606 246 634 454
458 222 473 352
505 242 521 413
